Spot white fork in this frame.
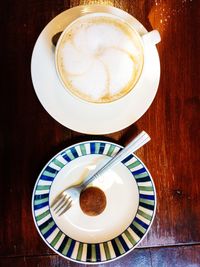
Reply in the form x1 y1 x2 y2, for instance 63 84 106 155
50 131 150 216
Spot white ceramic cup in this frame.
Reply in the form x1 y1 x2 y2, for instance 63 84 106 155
55 12 161 104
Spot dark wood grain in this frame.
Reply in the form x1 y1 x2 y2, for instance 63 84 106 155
150 245 200 267
0 248 152 267
1 245 200 267
0 0 199 266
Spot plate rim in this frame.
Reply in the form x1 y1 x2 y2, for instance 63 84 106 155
32 140 157 264
31 5 160 135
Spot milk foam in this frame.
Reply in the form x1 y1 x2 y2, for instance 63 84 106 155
57 14 143 103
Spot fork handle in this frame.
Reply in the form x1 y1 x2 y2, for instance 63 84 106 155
82 131 150 189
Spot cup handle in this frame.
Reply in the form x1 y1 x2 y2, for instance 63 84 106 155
142 30 161 45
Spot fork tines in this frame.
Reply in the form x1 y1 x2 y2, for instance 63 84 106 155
51 194 73 216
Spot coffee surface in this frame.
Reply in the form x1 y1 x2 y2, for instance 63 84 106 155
56 14 143 103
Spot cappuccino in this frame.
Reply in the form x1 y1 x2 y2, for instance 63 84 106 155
56 13 144 103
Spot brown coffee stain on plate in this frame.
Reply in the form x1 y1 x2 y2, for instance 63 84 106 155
80 186 107 216
70 157 107 216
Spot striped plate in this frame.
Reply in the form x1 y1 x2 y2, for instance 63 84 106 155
32 141 156 264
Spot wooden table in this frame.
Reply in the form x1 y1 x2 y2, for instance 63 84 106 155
1 0 199 266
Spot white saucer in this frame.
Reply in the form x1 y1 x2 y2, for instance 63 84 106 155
31 5 160 134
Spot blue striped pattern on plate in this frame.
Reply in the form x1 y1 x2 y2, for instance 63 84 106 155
32 141 156 263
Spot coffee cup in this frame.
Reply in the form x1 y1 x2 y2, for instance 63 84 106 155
55 12 160 104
